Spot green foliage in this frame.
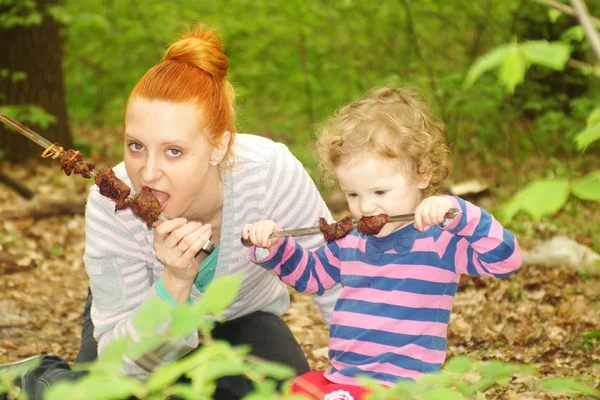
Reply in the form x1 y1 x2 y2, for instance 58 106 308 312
500 179 570 222
194 274 242 317
35 275 294 400
561 21 600 44
581 330 600 348
464 40 572 94
571 329 600 350
463 8 600 223
575 106 600 150
0 68 27 83
570 171 600 202
2 333 599 399
0 356 41 399
539 377 600 397
356 356 597 399
0 104 56 129
0 0 42 28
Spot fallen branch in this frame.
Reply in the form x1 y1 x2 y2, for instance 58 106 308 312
0 253 29 263
0 323 33 330
0 199 86 220
0 253 37 274
0 171 34 199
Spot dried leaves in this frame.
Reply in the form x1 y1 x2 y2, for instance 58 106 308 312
1 161 599 399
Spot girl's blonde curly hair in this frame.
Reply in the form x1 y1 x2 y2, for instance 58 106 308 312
314 87 450 197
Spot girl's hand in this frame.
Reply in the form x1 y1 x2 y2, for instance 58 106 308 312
413 196 455 232
242 220 281 250
153 218 212 282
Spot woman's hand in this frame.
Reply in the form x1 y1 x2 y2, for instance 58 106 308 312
153 218 212 281
242 220 281 251
413 196 455 232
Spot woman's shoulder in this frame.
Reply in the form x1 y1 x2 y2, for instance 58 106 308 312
233 134 295 165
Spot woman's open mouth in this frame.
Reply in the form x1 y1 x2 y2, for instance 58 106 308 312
149 188 170 210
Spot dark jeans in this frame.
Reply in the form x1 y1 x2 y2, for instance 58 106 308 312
23 289 309 400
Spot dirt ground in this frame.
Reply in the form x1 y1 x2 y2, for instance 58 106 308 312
1 146 599 399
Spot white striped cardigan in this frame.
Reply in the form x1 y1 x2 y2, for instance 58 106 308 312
83 134 341 379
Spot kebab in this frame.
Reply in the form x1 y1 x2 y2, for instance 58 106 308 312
0 114 214 254
242 210 460 246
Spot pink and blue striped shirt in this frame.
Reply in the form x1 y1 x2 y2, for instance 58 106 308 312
251 196 522 386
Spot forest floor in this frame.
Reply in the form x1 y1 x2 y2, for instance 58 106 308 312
0 127 599 399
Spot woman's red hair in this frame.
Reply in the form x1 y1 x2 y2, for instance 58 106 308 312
128 25 236 153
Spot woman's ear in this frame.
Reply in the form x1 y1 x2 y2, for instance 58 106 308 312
210 131 231 166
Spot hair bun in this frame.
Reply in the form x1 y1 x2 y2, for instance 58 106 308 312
164 26 229 80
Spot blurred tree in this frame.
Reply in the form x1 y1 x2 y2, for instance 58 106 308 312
0 0 72 162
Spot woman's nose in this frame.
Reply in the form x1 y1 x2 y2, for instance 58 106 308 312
141 156 162 183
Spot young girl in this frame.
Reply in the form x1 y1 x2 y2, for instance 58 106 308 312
242 87 522 399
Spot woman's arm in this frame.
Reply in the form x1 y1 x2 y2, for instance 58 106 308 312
84 182 198 379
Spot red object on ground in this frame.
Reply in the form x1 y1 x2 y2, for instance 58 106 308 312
289 371 371 400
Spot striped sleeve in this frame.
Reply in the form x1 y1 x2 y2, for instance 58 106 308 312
261 143 342 324
251 236 342 295
84 186 197 379
437 196 522 277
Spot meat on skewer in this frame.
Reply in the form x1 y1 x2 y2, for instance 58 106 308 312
318 216 354 242
60 149 95 178
357 214 389 235
94 168 162 228
20 129 165 230
318 213 390 242
95 168 131 210
119 187 162 228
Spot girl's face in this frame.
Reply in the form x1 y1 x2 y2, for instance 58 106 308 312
124 98 222 220
334 153 426 238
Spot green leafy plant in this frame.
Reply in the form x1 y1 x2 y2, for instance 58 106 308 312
465 8 600 223
464 40 572 94
1 277 598 399
0 2 60 132
0 105 57 130
31 275 304 400
357 356 599 399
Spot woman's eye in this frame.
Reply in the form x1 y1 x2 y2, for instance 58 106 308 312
166 148 182 157
375 190 386 195
346 193 358 198
128 142 144 152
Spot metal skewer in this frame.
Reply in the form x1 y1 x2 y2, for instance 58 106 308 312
240 208 462 247
0 114 214 254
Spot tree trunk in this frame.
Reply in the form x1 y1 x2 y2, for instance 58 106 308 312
0 0 72 163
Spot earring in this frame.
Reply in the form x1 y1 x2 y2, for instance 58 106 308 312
420 183 426 188
210 161 218 166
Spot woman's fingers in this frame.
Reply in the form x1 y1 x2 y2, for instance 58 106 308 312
176 223 212 253
185 229 214 259
154 218 187 242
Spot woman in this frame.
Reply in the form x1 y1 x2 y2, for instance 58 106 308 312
16 24 341 400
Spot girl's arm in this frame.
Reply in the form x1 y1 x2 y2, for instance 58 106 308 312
260 142 343 323
438 196 522 277
250 236 342 295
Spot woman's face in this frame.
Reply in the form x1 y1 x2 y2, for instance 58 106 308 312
124 98 219 219
334 153 425 238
